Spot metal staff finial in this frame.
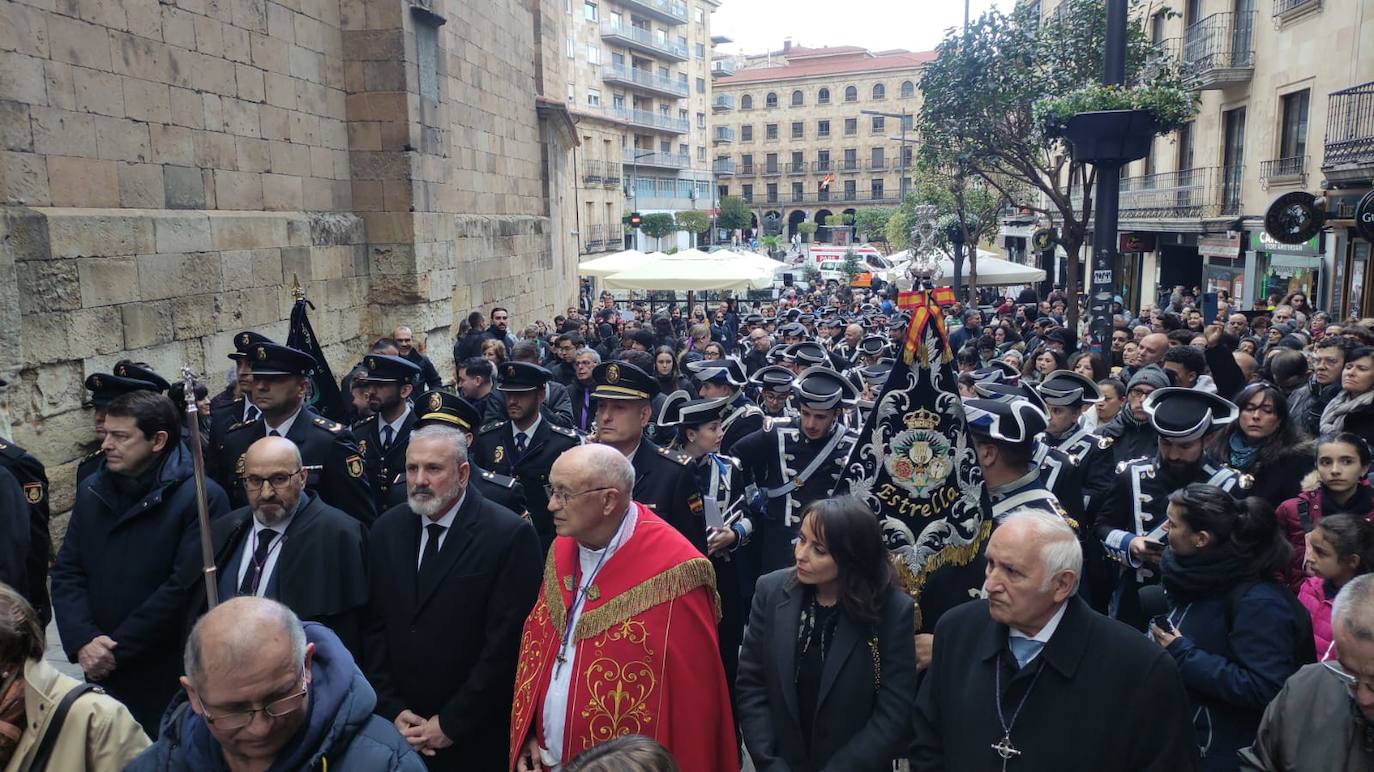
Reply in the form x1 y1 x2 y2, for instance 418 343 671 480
181 365 220 609
291 273 305 301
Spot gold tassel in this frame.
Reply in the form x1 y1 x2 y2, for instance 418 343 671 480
574 558 719 642
541 549 567 636
896 519 992 630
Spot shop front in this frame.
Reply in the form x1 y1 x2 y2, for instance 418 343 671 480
1247 231 1323 309
1199 233 1246 306
1327 190 1374 321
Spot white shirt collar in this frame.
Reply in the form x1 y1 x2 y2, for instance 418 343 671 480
1009 599 1069 644
265 405 304 437
420 490 465 531
514 412 542 444
378 404 411 440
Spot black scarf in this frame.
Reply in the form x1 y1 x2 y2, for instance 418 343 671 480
1321 484 1374 519
1160 540 1260 603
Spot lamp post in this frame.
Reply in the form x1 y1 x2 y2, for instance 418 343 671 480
629 150 656 251
1089 0 1128 353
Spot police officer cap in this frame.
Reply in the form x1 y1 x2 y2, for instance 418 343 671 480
496 361 552 393
964 397 1048 443
685 357 748 387
1044 328 1076 348
414 390 481 432
357 354 422 384
768 344 794 364
248 343 318 376
789 342 829 368
591 361 658 401
1038 369 1103 406
1143 387 1238 442
750 365 795 394
793 366 859 410
657 390 732 428
83 371 163 407
859 335 890 356
111 362 171 393
973 380 1049 415
228 330 274 361
744 313 766 327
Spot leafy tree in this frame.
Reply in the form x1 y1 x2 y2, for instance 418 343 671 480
717 195 752 233
797 221 818 242
759 234 784 258
674 210 710 247
884 209 910 252
842 248 862 283
640 212 677 251
853 208 895 243
918 0 1195 325
824 215 847 228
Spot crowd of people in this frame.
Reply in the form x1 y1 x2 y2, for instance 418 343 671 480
1 280 1374 771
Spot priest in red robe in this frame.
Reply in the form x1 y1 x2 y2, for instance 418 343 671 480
509 444 738 772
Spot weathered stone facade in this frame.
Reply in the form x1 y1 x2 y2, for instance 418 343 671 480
0 0 580 524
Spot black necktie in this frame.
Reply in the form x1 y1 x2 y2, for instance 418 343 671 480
239 528 279 596
246 404 261 422
383 425 394 450
268 429 281 437
515 432 527 456
420 523 446 571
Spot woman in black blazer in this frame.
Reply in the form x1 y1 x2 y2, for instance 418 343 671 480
736 496 917 772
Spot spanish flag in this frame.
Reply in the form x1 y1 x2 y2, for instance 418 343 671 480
819 173 834 192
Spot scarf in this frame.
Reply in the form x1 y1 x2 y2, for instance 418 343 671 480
0 671 24 767
1320 388 1374 434
1320 484 1374 520
1160 540 1260 603
1228 432 1261 471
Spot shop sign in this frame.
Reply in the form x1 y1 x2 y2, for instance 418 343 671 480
1119 233 1155 252
1198 234 1242 258
1250 230 1322 256
1356 191 1374 243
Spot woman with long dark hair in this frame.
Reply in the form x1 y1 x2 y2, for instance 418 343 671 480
1320 346 1374 450
737 497 916 772
1212 381 1314 505
1150 484 1310 771
651 346 692 396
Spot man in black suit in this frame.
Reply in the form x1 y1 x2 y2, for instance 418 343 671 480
393 325 444 390
472 362 580 551
188 435 368 655
456 357 507 426
910 509 1199 771
212 343 376 526
353 354 422 513
589 361 707 554
364 424 541 770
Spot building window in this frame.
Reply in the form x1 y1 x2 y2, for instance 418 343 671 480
695 6 704 23
766 153 778 172
679 142 689 157
416 16 440 101
844 118 857 136
791 90 803 106
792 181 804 201
695 42 705 58
872 179 884 199
583 1 597 21
766 183 778 202
1279 89 1310 161
844 179 856 199
742 184 753 202
587 88 600 107
818 87 830 104
565 36 574 58
844 85 857 102
697 112 706 129
565 0 572 13
612 94 624 110
791 150 803 169
817 119 830 137
871 115 884 133
791 121 803 139
741 124 753 141
696 77 705 94
586 44 600 65
1177 122 1193 171
766 123 778 140
741 94 753 110
872 83 885 100
741 153 753 172
678 72 688 88
817 150 830 171
698 145 706 161
766 92 778 108
900 80 914 98
870 147 884 169
843 148 856 169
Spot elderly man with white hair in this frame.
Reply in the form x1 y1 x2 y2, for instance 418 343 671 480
911 509 1199 771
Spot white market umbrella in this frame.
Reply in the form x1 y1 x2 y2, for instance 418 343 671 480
933 253 1045 286
716 249 788 274
603 250 776 291
577 249 653 278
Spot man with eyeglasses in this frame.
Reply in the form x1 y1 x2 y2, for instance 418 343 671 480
1240 573 1374 770
185 436 368 656
129 596 425 771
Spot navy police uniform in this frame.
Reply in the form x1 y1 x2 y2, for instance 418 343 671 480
76 367 169 484
396 389 529 519
350 354 422 512
0 374 50 622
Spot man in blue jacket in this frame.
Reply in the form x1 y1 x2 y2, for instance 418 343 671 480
129 597 425 771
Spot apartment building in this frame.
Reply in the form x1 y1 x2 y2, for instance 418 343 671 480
1015 0 1374 314
710 44 932 241
562 0 721 255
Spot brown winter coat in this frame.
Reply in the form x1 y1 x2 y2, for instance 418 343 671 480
1 659 149 772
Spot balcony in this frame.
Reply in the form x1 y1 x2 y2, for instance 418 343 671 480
625 151 690 170
712 94 734 112
1180 12 1254 89
713 126 736 143
838 159 861 173
1259 156 1307 186
617 0 688 26
583 224 606 254
602 65 688 98
1323 82 1374 186
786 162 807 175
867 159 888 171
762 163 782 176
1071 167 1240 225
600 22 689 62
607 106 689 133
609 224 623 244
582 160 604 185
712 158 736 176
816 161 832 174
1273 0 1321 23
602 162 622 187
711 59 737 77
738 163 756 176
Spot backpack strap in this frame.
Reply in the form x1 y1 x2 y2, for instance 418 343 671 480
27 682 103 772
1297 499 1312 533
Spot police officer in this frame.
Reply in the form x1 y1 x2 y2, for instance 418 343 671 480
684 358 763 456
209 331 271 449
77 365 170 484
734 366 860 573
408 389 527 517
963 396 1072 523
0 376 51 623
588 361 706 553
351 354 421 513
213 343 376 526
1094 387 1249 629
1037 369 1115 505
472 361 580 551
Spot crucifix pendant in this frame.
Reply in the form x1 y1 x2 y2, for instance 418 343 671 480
992 734 1020 770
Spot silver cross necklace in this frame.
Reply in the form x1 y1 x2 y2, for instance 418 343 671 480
992 653 1045 770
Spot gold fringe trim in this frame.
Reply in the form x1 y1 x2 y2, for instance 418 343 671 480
573 557 720 642
896 518 993 630
543 548 567 636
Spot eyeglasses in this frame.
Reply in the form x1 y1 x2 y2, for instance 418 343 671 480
1323 659 1374 698
196 671 309 730
544 485 614 503
243 470 302 491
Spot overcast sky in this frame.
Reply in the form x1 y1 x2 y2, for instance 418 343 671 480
711 0 1012 57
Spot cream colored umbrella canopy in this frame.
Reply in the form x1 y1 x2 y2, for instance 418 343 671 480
602 249 776 291
576 249 656 279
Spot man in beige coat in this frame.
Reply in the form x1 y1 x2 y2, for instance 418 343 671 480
0 583 148 772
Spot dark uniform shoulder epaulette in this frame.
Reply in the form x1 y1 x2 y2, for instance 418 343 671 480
80 448 104 463
312 417 343 433
1116 455 1152 474
479 420 508 434
1097 435 1114 449
479 469 519 489
549 423 579 439
657 446 693 466
226 419 257 433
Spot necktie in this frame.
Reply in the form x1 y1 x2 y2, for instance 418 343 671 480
1009 637 1045 669
383 424 394 450
581 392 590 430
246 404 261 422
268 429 281 437
239 528 279 596
420 523 446 571
515 432 527 456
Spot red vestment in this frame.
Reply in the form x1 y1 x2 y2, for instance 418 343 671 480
508 504 739 772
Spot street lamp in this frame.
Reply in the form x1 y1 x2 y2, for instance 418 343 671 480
628 150 656 250
861 108 913 203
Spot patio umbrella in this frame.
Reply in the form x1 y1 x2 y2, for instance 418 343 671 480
715 249 788 274
602 250 776 291
576 249 654 278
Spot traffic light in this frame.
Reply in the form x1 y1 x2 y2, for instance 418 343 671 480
629 212 643 228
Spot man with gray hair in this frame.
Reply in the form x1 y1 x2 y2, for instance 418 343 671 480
1240 574 1374 770
911 509 1198 771
129 596 423 770
364 425 542 770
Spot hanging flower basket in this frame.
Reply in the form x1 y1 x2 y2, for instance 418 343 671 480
1034 83 1197 164
1060 109 1156 164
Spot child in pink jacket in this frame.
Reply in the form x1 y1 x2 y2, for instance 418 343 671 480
1298 513 1374 659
